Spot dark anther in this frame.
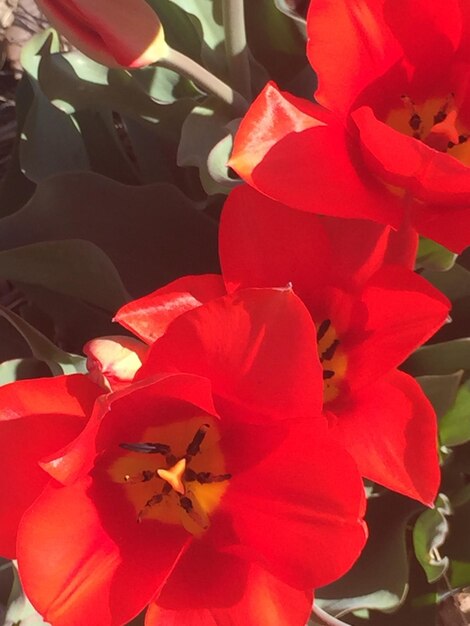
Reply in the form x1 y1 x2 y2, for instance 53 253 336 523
141 470 155 482
186 424 210 459
162 482 172 495
180 496 194 512
321 339 339 362
120 442 171 455
317 319 331 341
323 370 335 380
448 141 456 149
459 135 468 144
409 113 422 131
433 110 447 124
184 468 231 484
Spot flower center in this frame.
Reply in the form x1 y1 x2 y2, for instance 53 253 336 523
386 95 470 165
108 416 230 535
316 319 347 404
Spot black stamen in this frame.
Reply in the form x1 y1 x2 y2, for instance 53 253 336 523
137 493 164 522
120 442 171 455
323 370 335 380
409 113 422 131
321 339 339 362
434 110 447 124
186 424 210 459
317 319 331 341
142 470 156 482
459 135 468 144
180 496 193 512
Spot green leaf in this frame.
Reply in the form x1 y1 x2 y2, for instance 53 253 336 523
413 494 451 584
177 101 240 194
440 381 470 447
403 339 470 376
0 173 219 298
0 358 51 385
417 373 463 419
416 238 457 272
20 33 90 182
164 0 227 77
0 307 85 376
0 240 129 313
422 263 470 303
20 77 89 182
316 493 420 615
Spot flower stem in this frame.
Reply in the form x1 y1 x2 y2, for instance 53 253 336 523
222 0 252 100
311 605 352 626
158 47 248 116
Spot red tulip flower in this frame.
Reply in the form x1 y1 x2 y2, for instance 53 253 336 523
119 188 450 505
230 0 470 252
220 186 451 505
37 0 168 67
3 289 366 626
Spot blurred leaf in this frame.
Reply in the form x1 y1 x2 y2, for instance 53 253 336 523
146 0 202 61
0 173 219 297
246 0 308 89
417 373 463 419
449 561 470 588
444 500 470 588
416 238 457 272
422 264 470 303
275 0 308 23
440 381 470 447
0 306 85 376
165 0 227 77
0 240 129 312
178 101 240 194
5 562 50 626
74 110 140 184
131 65 201 103
413 494 451 584
316 493 420 616
403 339 470 377
20 77 89 182
0 358 51 385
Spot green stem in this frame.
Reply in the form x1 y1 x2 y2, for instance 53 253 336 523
311 605 352 626
222 0 252 100
158 47 248 116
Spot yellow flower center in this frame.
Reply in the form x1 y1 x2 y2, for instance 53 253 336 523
316 319 347 404
107 416 230 535
386 95 470 165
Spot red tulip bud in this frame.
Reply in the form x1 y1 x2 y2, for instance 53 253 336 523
37 0 168 67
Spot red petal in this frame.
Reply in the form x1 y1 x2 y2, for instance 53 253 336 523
115 275 226 344
230 84 401 225
17 478 190 626
345 265 450 390
0 375 101 557
383 221 419 269
220 421 367 590
139 288 324 422
306 0 402 115
411 201 470 253
229 82 323 185
217 421 366 589
332 370 440 505
353 105 470 206
147 543 312 626
221 185 397 296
